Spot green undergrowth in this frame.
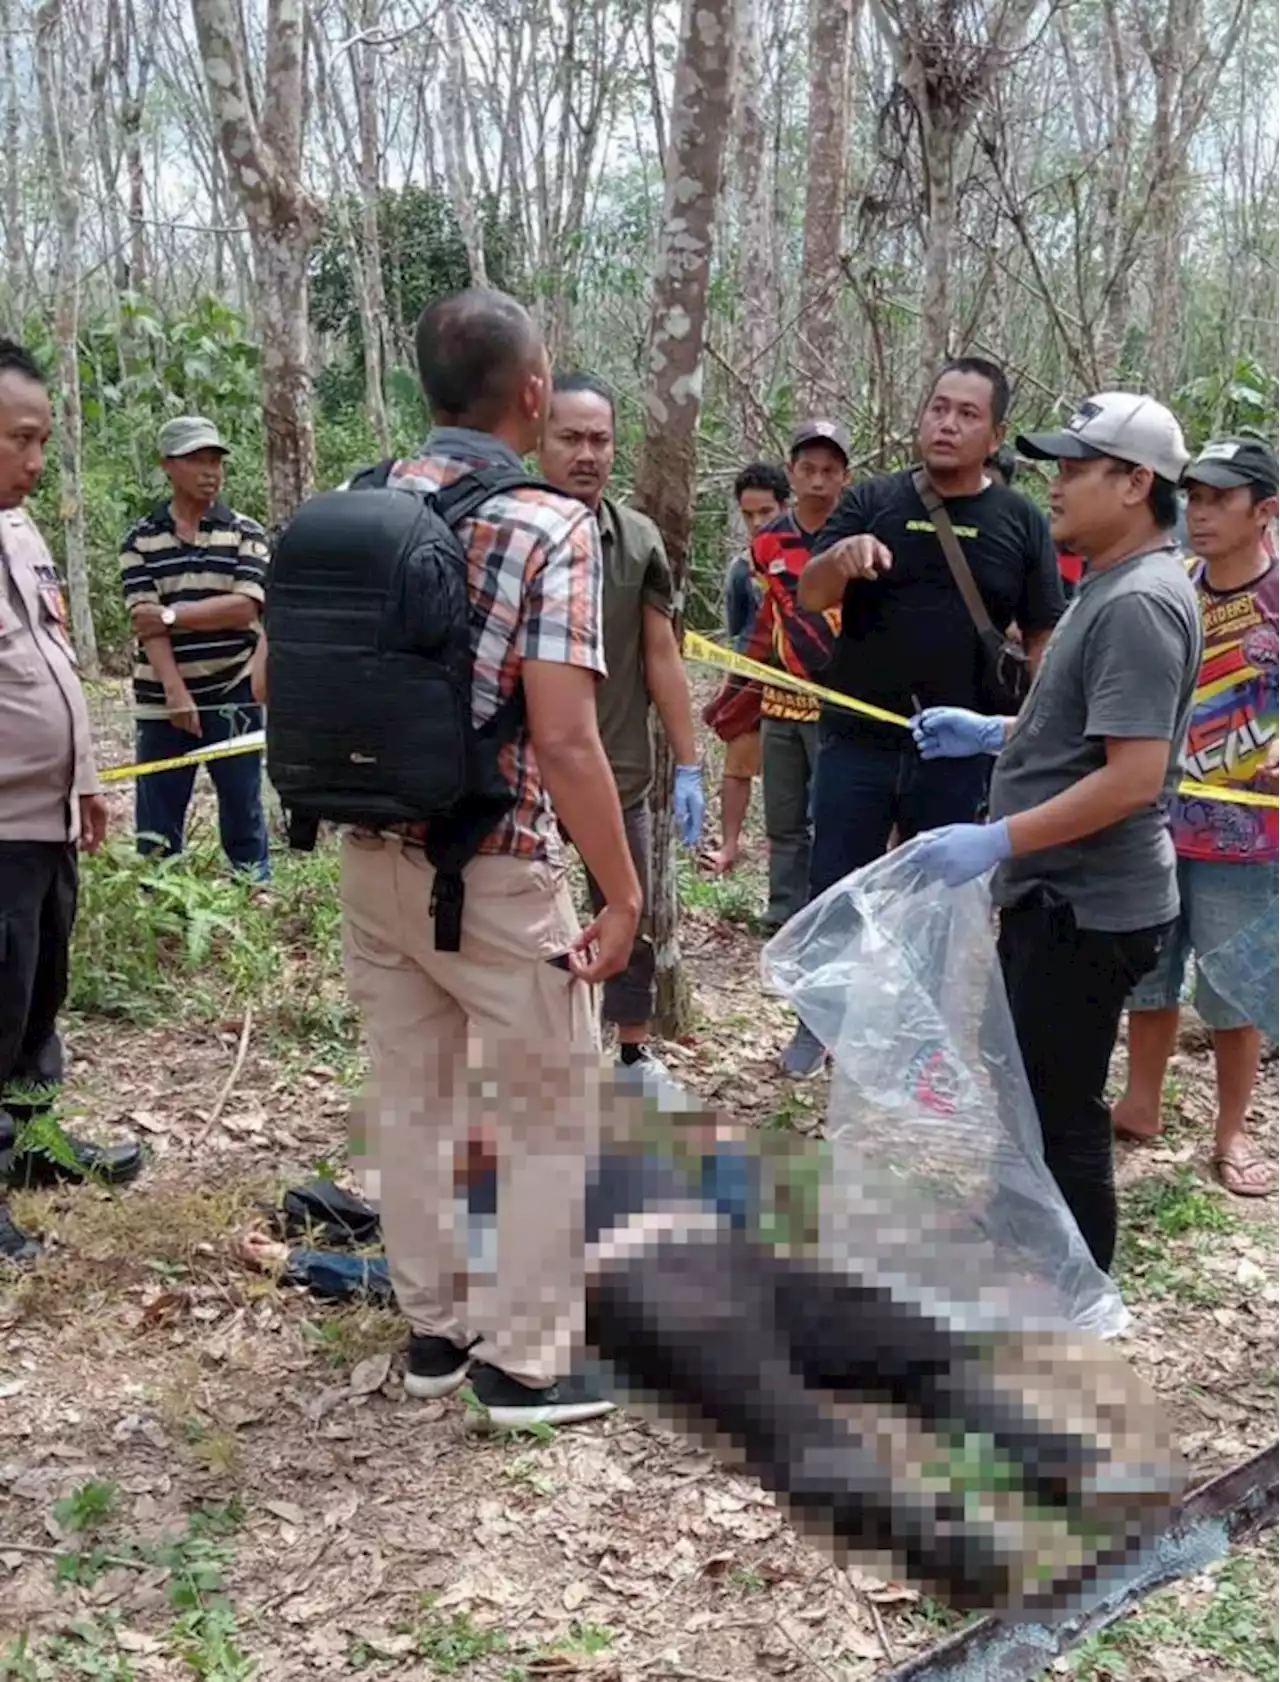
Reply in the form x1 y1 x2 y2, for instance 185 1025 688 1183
69 834 353 1054
1114 1166 1242 1307
1068 1546 1279 1680
0 1489 255 1681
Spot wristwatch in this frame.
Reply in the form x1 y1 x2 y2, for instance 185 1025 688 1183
160 607 177 628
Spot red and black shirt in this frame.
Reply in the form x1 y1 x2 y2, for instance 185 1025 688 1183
743 512 841 721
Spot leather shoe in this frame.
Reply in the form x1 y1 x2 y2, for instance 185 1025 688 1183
0 1204 41 1264
2 1131 145 1189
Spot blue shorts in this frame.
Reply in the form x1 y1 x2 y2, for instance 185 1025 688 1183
1128 856 1279 1030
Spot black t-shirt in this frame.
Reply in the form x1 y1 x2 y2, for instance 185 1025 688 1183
815 469 1064 741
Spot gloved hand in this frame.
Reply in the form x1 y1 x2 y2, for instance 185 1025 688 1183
674 764 706 847
911 706 1006 760
912 819 1012 887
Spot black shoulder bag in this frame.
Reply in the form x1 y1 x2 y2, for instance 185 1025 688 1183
912 469 1031 710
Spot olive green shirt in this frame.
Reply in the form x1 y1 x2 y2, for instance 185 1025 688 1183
595 495 675 809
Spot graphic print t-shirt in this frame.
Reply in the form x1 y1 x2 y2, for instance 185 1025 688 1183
744 512 840 722
1170 558 1278 864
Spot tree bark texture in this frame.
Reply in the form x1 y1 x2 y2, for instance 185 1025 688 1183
1 0 22 305
35 0 98 675
190 0 320 528
633 0 737 1040
796 0 855 414
440 0 488 286
732 0 779 447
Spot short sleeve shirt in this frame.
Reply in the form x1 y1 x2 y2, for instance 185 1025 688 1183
388 429 606 859
988 546 1203 931
1168 558 1278 864
120 500 268 706
595 495 674 810
815 470 1064 743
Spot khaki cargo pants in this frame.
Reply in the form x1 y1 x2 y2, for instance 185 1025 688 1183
340 834 601 1388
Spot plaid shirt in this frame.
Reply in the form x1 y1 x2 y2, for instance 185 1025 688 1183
388 428 605 859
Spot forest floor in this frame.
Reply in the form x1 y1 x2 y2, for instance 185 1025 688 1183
0 687 1276 1682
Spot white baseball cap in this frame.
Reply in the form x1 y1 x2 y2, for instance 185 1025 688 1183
1017 393 1189 485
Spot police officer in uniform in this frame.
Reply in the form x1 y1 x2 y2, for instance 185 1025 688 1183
0 339 142 1261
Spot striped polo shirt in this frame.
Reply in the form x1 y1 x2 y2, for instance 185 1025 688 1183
120 500 268 705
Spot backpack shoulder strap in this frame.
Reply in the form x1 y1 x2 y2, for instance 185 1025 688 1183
434 467 563 529
912 467 1000 648
346 458 396 491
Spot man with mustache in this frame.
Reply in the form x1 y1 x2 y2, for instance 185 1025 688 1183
119 417 270 877
910 394 1203 1272
540 373 704 1085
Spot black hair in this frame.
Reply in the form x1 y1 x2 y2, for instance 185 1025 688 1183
987 444 1018 486
733 461 791 505
1249 482 1278 507
1102 458 1180 529
930 356 1011 427
414 288 541 427
1148 474 1180 529
551 371 616 422
0 338 46 385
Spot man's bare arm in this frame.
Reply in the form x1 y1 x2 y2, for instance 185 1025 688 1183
641 606 698 764
132 594 259 636
1023 626 1053 671
798 536 893 610
139 635 201 735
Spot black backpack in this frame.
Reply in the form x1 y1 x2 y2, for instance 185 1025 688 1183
265 460 551 951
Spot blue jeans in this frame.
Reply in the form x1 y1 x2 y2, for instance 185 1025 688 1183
809 729 991 900
1128 856 1278 1030
135 677 270 879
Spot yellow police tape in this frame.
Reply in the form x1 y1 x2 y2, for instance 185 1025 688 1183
98 729 266 785
98 655 1277 813
683 630 1280 812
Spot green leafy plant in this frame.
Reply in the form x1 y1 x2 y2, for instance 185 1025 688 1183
396 1601 508 1675
54 1480 120 1535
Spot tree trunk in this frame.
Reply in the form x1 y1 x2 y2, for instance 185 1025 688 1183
253 220 318 523
917 111 958 384
796 0 855 412
35 0 98 674
352 4 392 445
440 0 488 286
318 15 392 455
731 0 777 446
191 0 320 528
2 0 26 305
632 0 737 1039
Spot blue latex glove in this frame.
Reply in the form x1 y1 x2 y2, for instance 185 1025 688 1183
910 706 1006 760
674 764 706 847
912 820 1013 887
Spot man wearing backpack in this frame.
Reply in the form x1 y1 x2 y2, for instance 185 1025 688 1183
538 372 704 1087
330 289 641 1427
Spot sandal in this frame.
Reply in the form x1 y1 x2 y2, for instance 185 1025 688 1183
1210 1149 1277 1199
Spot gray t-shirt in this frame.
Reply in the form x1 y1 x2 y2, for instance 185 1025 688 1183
989 544 1203 931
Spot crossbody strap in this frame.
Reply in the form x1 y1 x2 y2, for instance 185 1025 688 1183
912 468 1000 652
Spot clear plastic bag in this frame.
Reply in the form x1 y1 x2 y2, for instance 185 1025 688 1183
762 841 1129 1340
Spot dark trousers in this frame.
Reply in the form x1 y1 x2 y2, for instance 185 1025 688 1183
761 716 819 929
809 730 991 900
135 678 269 878
584 800 654 1028
997 896 1170 1272
0 842 76 1124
